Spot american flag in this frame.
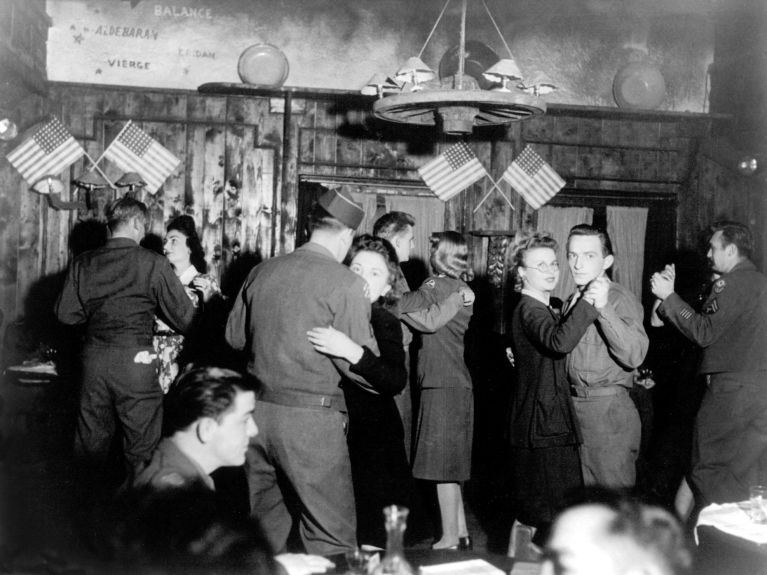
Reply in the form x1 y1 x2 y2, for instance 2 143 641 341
418 142 488 201
103 121 181 194
6 117 85 186
502 145 566 209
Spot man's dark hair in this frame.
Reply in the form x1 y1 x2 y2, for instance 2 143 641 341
567 223 614 257
711 220 753 259
373 211 415 239
163 367 254 436
105 196 148 234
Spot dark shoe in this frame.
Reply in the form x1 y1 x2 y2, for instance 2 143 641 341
458 536 473 551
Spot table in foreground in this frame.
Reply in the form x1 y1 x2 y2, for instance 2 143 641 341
329 548 530 574
695 501 767 575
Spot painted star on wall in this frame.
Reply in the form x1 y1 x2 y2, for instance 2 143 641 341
73 34 84 44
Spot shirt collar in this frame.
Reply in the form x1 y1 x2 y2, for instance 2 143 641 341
521 288 550 306
729 259 756 274
177 265 199 285
298 241 336 260
162 438 215 491
106 237 138 248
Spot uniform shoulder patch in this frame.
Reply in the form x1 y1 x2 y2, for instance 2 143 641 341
713 279 726 294
424 279 436 289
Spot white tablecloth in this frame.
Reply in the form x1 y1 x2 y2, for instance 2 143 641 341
695 502 767 545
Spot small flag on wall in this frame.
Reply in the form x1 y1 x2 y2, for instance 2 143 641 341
103 121 181 194
418 142 488 202
6 117 85 186
502 145 565 209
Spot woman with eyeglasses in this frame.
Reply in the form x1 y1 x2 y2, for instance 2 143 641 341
507 231 605 548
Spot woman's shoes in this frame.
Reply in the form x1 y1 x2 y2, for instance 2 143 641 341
432 535 472 551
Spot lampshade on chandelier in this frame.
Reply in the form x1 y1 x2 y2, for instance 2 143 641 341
367 0 553 135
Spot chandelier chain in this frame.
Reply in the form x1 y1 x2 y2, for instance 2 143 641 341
480 0 514 59
418 0 453 59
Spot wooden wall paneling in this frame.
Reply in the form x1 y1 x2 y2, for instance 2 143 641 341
467 141 493 273
601 119 621 147
146 119 187 224
579 118 602 146
100 112 129 196
627 120 660 148
258 96 295 257
600 148 624 179
139 90 187 121
46 90 73 276
0 143 24 361
121 90 144 119
186 94 227 123
298 126 315 169
223 122 256 270
273 104 294 257
470 140 509 233
675 150 702 251
80 88 111 220
658 150 682 183
435 140 459 232
336 135 364 176
553 116 579 144
477 137 515 234
579 145 603 179
223 97 260 270
551 144 578 179
636 149 659 182
658 120 683 149
523 114 554 143
183 93 226 218
313 129 336 176
499 123 529 230
197 124 226 282
747 189 767 271
17 187 44 325
241 147 275 260
696 158 718 238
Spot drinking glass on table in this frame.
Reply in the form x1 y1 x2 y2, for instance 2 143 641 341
748 485 767 523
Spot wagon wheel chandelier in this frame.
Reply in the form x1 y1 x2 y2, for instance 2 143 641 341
365 0 554 135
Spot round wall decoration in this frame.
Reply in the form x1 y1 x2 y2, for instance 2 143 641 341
613 61 666 110
237 44 290 87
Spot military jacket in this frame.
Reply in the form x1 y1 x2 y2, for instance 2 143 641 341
658 259 767 373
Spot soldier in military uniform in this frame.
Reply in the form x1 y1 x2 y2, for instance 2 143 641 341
111 368 302 575
651 221 767 505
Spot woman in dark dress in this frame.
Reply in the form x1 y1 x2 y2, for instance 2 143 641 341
508 232 603 541
307 235 412 547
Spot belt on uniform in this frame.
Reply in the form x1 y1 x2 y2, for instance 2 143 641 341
571 385 628 398
259 389 346 411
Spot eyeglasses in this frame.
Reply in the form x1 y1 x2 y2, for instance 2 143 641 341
523 261 560 273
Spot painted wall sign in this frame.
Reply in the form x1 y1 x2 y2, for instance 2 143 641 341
46 0 714 112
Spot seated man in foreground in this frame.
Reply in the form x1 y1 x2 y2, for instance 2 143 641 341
109 367 331 575
542 489 692 575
